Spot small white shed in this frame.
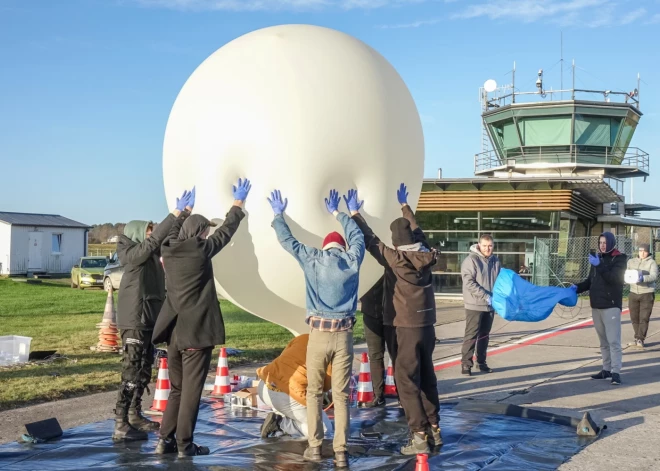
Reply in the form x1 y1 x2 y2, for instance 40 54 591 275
0 212 90 276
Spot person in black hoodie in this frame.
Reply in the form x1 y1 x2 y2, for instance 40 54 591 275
351 183 441 456
152 178 250 458
113 189 194 442
573 232 627 385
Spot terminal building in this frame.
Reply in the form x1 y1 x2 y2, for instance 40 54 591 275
416 68 659 296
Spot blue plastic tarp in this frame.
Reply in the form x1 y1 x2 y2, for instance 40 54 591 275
492 268 577 322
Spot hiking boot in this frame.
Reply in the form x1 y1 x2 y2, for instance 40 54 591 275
400 432 430 455
478 363 493 373
427 425 443 447
611 373 622 385
303 445 323 462
590 370 612 380
361 396 385 408
260 412 282 438
112 418 148 442
461 365 472 376
155 437 177 454
334 451 349 468
636 339 645 349
128 409 160 432
178 443 210 458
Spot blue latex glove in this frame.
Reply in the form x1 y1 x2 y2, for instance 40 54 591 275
233 178 251 201
485 294 492 306
267 190 288 215
187 186 196 210
325 189 340 214
588 254 600 266
343 189 364 212
569 284 578 292
397 183 409 205
175 190 191 212
638 272 645 283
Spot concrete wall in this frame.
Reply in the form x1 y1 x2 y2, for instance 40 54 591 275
9 226 87 275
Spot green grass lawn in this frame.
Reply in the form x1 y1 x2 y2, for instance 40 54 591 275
0 278 364 410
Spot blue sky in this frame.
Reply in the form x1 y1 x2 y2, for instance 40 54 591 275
1 0 659 224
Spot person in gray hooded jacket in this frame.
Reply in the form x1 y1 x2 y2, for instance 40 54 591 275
626 243 658 348
460 234 501 376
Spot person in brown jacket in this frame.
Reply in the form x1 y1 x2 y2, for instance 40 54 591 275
257 334 333 438
350 183 441 455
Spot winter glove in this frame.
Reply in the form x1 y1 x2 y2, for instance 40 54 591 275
267 190 288 215
175 189 192 212
325 189 340 214
397 183 409 205
233 178 251 201
343 189 364 212
588 254 600 266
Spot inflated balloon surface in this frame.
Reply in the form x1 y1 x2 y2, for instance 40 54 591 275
163 25 424 335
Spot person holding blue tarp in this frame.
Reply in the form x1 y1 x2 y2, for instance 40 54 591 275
573 232 627 386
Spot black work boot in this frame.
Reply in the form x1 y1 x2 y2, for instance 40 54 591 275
478 363 493 373
155 437 178 454
400 432 430 455
128 387 160 432
128 408 160 432
427 425 443 447
260 412 283 438
303 445 323 462
112 415 148 442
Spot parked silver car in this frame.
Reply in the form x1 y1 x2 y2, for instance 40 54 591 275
103 252 124 291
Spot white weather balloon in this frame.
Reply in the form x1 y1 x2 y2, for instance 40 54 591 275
163 25 424 335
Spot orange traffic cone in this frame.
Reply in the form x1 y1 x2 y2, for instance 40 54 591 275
415 454 430 471
150 357 171 413
211 348 231 396
93 288 120 353
384 358 397 397
357 352 374 406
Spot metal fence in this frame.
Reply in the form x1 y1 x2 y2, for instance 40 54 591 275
532 235 637 296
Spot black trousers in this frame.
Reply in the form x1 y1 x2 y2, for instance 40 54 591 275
363 314 385 399
629 292 655 341
383 324 398 366
160 344 213 452
461 310 494 367
394 326 439 433
115 329 155 415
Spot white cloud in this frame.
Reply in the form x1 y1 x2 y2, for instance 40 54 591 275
377 18 440 28
452 0 602 23
620 7 647 24
133 0 427 11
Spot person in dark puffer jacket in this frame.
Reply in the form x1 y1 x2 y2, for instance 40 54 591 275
574 232 627 385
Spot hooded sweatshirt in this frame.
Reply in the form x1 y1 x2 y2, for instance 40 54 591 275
461 244 501 312
352 205 437 328
153 206 245 349
116 213 185 330
576 232 628 309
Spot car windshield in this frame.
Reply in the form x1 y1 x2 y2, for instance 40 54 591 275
81 259 107 268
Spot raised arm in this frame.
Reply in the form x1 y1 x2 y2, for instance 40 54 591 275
268 190 319 265
119 189 194 265
204 179 250 258
398 183 429 249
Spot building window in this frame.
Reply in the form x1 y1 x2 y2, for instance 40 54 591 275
52 234 62 254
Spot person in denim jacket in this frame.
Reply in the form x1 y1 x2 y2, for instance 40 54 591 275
268 188 365 469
